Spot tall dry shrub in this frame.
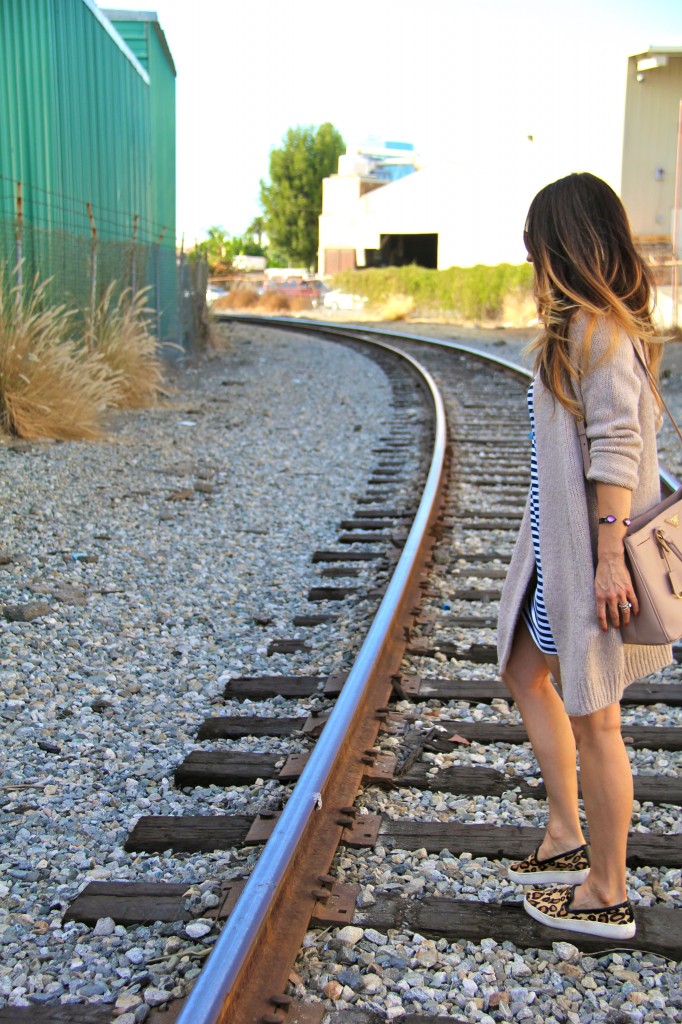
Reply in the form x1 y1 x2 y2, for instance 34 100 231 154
213 288 259 310
0 276 121 441
86 285 164 409
257 291 291 313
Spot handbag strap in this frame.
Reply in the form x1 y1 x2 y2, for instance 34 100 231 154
629 339 682 448
576 337 682 477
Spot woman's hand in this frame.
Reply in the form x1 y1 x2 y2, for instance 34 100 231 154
594 550 639 631
594 482 638 631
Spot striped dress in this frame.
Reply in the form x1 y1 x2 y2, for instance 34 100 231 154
521 383 558 655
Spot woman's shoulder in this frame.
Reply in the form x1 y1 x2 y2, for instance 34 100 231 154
568 311 630 367
568 310 624 342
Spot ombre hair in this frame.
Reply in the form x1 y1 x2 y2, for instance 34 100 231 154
524 172 661 418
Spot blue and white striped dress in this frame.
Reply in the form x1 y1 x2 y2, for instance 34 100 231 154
521 383 558 655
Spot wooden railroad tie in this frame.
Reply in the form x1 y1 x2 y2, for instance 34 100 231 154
382 709 682 752
308 586 360 601
321 566 362 577
267 639 311 656
171 748 682 806
123 812 682 870
392 672 682 707
66 828 682 958
0 1007 113 1022
311 550 383 561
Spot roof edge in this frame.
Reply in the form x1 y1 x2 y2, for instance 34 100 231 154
104 8 177 76
81 0 150 84
629 45 682 58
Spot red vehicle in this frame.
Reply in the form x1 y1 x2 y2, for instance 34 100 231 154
265 279 327 307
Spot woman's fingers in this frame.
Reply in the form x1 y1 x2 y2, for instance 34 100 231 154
628 586 639 617
596 586 638 630
595 555 638 631
596 592 609 632
617 597 632 626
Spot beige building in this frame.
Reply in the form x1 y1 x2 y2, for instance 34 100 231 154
621 46 682 247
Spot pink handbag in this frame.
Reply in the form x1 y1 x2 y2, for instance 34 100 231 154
578 341 682 646
620 483 682 644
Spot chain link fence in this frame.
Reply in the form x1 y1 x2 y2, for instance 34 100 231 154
0 176 208 355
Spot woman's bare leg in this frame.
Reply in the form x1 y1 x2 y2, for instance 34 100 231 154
568 704 632 907
502 621 585 857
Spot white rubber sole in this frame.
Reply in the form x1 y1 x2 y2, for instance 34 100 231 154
523 896 636 939
508 866 590 885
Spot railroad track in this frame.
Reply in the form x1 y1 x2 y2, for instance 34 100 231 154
2 319 681 1024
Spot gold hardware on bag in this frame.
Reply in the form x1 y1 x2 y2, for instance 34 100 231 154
655 529 682 599
665 513 680 528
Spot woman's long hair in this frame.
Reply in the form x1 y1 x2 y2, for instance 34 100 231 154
524 172 662 417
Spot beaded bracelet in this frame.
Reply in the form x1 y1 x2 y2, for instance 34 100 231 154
598 516 632 526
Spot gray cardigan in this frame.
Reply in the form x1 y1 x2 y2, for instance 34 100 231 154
497 315 672 716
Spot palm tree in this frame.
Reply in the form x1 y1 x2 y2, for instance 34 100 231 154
246 216 265 247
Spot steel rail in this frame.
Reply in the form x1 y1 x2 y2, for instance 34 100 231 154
176 333 448 1024
221 314 681 495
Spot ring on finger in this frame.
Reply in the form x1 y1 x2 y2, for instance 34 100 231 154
618 601 632 611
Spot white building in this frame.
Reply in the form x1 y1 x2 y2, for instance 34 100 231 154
318 137 570 276
319 51 682 306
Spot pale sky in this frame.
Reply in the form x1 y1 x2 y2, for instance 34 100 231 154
105 0 682 245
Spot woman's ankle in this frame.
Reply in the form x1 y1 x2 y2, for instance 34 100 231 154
570 878 627 909
538 826 586 860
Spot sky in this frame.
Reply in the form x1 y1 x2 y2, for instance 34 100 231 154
106 0 682 246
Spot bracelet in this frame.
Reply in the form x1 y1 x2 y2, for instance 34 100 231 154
598 516 632 526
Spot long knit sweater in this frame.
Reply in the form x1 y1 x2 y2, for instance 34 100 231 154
497 315 672 716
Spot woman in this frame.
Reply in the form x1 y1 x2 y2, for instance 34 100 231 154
497 172 671 939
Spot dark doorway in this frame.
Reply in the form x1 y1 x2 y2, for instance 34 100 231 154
372 233 438 269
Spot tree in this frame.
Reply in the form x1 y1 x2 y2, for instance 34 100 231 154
260 123 345 268
246 216 266 248
192 226 265 273
192 226 233 274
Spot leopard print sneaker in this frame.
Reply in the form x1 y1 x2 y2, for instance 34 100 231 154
508 843 590 885
524 884 636 939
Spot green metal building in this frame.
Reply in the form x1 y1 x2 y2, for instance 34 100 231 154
0 0 180 342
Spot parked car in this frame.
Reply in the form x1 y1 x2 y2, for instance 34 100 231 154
206 284 228 305
265 279 326 307
308 280 330 307
323 289 368 311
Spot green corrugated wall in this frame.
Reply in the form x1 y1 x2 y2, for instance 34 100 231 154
0 0 178 340
109 13 177 336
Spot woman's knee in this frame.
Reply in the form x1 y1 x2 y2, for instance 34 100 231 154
570 703 622 748
501 661 552 700
501 621 553 698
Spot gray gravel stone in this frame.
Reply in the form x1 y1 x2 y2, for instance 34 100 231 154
0 328 394 1013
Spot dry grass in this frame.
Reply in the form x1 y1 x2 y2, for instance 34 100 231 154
0 277 121 440
86 285 164 409
257 291 292 313
211 287 308 315
379 294 416 321
213 287 260 310
288 295 310 312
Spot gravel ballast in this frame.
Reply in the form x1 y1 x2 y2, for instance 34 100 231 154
1 320 680 1022
0 327 397 1013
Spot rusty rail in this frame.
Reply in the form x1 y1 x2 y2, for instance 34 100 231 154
176 334 447 1024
